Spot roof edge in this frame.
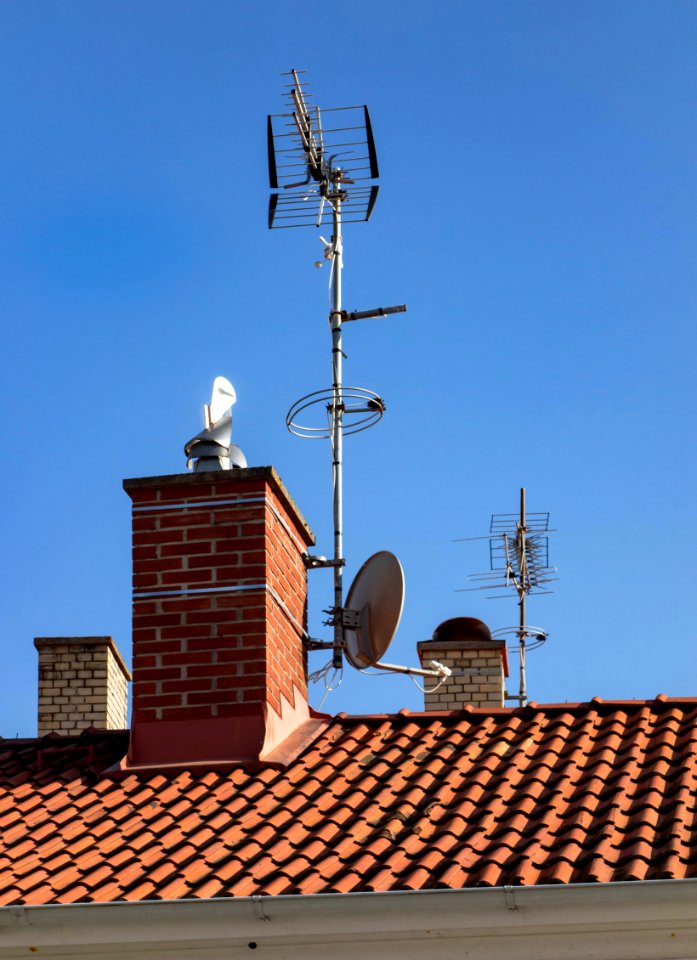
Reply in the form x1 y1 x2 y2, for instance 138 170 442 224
2 880 697 959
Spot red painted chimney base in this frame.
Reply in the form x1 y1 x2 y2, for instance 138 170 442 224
126 691 311 769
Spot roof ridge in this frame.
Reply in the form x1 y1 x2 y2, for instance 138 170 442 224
336 697 697 723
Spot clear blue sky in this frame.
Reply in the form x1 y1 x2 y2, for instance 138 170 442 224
1 1 695 736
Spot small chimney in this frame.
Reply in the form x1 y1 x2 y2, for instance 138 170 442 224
34 636 131 735
417 617 508 710
123 466 315 770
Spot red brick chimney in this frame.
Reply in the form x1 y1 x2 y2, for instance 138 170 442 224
122 467 316 770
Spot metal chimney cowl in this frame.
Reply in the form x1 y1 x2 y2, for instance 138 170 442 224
184 377 248 472
184 416 248 472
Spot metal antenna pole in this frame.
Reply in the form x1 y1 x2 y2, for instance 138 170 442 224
518 486 527 706
271 72 422 682
330 188 344 669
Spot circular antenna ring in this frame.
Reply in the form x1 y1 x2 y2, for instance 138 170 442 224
286 386 385 439
491 625 548 653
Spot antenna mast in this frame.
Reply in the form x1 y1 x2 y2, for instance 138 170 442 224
268 69 409 672
514 487 530 705
329 188 349 666
455 487 557 705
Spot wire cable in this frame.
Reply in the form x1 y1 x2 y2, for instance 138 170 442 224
410 673 449 696
308 657 344 709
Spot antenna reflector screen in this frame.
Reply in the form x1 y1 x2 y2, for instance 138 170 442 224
267 115 279 189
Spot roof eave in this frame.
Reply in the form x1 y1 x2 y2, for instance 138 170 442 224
1 879 696 960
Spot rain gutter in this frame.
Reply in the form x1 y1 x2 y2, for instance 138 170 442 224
0 879 696 960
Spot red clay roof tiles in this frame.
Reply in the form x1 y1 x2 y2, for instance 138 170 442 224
1 699 697 904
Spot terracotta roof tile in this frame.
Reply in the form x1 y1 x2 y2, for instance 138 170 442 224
193 877 224 899
1 699 697 903
123 880 157 901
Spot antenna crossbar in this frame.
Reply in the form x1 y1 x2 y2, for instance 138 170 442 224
343 304 407 322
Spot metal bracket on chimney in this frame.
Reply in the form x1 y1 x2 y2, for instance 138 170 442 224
303 638 335 651
303 554 346 570
320 606 361 629
303 604 361 650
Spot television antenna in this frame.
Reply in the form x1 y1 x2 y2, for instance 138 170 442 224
268 70 448 686
455 488 556 705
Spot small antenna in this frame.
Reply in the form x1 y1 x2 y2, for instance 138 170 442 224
455 488 557 705
268 71 446 687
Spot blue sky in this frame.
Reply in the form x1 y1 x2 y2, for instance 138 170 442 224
1 1 695 736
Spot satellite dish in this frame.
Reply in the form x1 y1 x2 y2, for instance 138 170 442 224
343 551 404 669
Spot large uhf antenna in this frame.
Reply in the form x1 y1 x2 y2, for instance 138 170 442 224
455 488 557 705
268 70 448 687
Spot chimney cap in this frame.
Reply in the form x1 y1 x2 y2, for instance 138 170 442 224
34 636 131 680
430 616 493 646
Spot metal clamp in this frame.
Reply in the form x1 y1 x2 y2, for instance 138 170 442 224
303 554 346 570
340 608 361 628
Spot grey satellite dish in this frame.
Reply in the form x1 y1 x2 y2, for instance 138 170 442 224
184 376 247 472
343 551 404 670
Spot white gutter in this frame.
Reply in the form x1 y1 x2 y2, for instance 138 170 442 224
1 880 696 960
